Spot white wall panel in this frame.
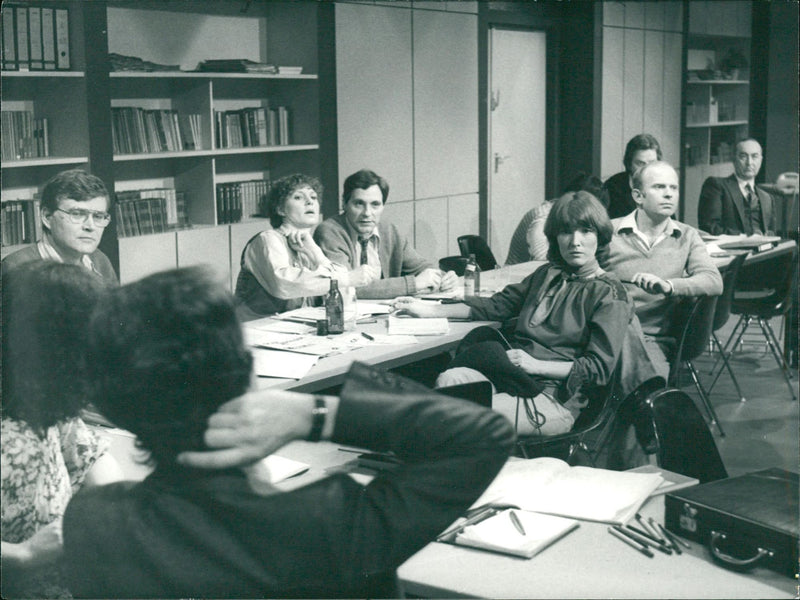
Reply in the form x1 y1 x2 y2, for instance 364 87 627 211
414 196 448 265
447 193 480 258
643 30 665 151
601 27 625 179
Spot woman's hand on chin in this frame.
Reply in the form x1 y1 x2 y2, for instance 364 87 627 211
285 229 313 252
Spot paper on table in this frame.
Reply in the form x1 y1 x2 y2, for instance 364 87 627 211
387 315 450 336
256 332 367 356
356 302 393 316
242 328 298 348
247 454 309 484
455 510 579 558
471 457 663 525
362 333 418 345
277 306 327 323
244 318 314 335
251 348 318 379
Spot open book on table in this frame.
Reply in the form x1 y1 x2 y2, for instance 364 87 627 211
470 457 663 526
440 507 578 559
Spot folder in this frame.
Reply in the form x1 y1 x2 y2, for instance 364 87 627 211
41 7 55 70
15 6 28 70
2 6 17 70
28 6 42 70
54 7 69 70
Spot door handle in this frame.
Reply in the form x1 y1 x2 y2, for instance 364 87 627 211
494 152 511 173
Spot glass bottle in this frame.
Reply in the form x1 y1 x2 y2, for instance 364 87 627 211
464 254 480 298
325 279 344 334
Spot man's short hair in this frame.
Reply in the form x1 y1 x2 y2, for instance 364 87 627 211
88 267 252 468
265 173 323 229
342 169 389 205
2 261 110 429
544 191 614 268
41 169 110 213
734 137 762 153
630 160 675 191
623 134 662 174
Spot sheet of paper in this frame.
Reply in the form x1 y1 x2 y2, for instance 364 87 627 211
243 318 314 335
387 315 450 336
259 332 368 356
242 328 298 348
356 302 393 316
246 454 310 485
277 306 327 323
251 348 318 379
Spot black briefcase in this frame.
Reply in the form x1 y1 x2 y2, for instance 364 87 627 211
664 468 799 577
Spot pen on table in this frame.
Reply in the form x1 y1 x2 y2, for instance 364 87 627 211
608 527 654 558
636 513 666 543
619 525 672 555
657 522 690 551
645 516 669 544
509 510 526 536
438 507 497 540
361 331 375 341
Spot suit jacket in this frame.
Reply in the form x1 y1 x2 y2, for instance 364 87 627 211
697 174 775 235
603 171 637 219
314 213 431 299
62 363 513 599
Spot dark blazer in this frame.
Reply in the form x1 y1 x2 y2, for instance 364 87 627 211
697 174 775 235
603 171 636 219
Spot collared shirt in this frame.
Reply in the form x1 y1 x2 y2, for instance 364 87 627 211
616 210 681 252
348 223 382 271
37 232 101 276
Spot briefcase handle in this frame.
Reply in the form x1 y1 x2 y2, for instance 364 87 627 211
710 531 775 568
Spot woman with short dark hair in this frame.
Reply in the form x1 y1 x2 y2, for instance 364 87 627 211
234 173 377 319
1 262 122 598
395 192 654 436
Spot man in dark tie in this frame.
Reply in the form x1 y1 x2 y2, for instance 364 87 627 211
697 138 775 235
315 169 457 298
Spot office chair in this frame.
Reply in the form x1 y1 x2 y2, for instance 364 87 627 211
438 256 468 276
706 253 749 402
457 235 498 271
663 295 725 436
721 244 798 401
775 172 798 238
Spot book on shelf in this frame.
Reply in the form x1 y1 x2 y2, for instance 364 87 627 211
214 106 287 150
54 7 69 69
216 178 269 224
440 507 579 559
2 7 17 70
470 456 663 526
196 59 278 74
27 6 42 70
277 66 303 75
115 188 187 238
1 110 50 160
111 107 201 155
41 7 55 70
2 3 68 71
1 198 40 247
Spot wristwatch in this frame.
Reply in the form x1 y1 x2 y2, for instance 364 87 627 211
308 396 328 442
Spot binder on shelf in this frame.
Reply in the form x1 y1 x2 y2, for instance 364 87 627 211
28 6 43 70
2 6 18 70
15 6 28 70
54 7 69 70
41 7 55 70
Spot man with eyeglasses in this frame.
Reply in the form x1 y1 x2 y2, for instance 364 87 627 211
2 169 117 283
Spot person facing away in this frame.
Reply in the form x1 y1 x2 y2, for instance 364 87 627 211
61 266 514 599
393 191 660 437
605 161 723 342
603 133 662 220
697 138 775 235
1 262 123 599
314 168 458 298
505 171 609 265
2 169 118 284
234 173 379 320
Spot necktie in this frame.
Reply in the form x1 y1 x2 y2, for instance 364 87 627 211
744 184 758 235
359 237 370 266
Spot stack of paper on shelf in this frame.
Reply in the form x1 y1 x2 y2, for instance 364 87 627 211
471 457 663 525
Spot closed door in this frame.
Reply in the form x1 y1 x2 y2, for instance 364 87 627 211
488 28 546 264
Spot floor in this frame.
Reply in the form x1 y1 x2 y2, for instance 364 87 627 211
679 316 799 478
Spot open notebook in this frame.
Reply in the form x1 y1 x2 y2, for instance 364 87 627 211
450 509 578 559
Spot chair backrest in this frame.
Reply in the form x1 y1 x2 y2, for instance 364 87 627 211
733 244 798 316
712 253 748 332
457 235 498 271
438 256 468 276
642 387 728 483
669 295 719 366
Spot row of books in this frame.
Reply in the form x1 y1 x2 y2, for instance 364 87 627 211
1 110 49 160
216 179 270 225
2 199 41 246
2 4 70 71
111 108 202 155
214 106 290 149
115 188 189 238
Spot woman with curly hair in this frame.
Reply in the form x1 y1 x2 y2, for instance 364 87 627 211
234 173 379 319
1 262 122 599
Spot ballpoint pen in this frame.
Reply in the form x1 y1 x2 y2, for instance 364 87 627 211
361 331 375 341
608 527 654 558
437 506 498 541
509 510 526 536
636 513 664 542
657 522 689 552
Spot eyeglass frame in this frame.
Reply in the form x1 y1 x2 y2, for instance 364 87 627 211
54 207 112 228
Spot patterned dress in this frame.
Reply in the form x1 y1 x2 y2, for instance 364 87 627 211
1 417 108 598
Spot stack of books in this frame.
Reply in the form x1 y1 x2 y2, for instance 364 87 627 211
111 108 202 154
215 179 270 225
1 198 41 246
214 106 290 149
1 111 49 160
114 188 188 238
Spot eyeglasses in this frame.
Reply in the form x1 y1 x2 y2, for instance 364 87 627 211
55 208 112 227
